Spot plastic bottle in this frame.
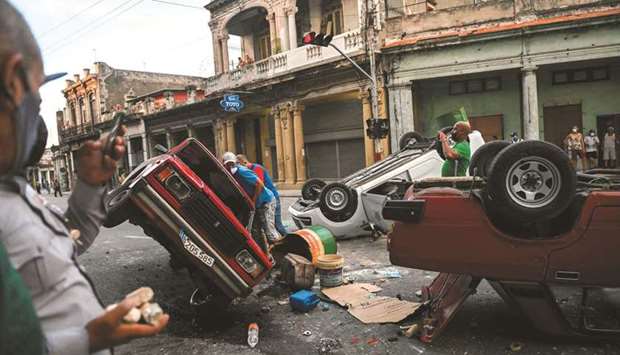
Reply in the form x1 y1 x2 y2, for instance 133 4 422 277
247 323 259 348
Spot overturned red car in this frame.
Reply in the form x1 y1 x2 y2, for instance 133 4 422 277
103 138 273 306
383 140 620 342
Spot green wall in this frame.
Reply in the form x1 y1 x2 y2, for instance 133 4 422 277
537 61 620 138
416 70 522 138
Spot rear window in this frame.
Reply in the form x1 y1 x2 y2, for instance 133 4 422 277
176 141 252 226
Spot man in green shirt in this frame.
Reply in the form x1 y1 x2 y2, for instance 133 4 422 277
439 121 472 177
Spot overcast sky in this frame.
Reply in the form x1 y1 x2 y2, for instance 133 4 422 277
14 0 217 147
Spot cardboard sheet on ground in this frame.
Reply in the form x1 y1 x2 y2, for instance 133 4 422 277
322 283 420 324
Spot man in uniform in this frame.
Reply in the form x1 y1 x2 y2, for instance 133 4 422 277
0 1 168 354
438 121 472 177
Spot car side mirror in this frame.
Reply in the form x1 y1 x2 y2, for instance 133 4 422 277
154 144 168 154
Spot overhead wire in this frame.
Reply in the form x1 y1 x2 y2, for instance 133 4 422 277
150 0 204 9
40 0 109 38
44 0 146 56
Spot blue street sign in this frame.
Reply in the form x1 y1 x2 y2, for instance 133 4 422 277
220 94 245 113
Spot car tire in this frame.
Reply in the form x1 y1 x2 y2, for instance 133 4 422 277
319 182 358 223
469 140 511 177
399 131 424 150
102 187 136 228
301 178 327 201
485 141 576 224
435 126 454 160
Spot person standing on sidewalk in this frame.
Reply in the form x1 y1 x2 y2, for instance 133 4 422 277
584 129 600 170
0 1 169 354
603 126 617 168
564 126 585 171
236 154 288 236
53 178 62 197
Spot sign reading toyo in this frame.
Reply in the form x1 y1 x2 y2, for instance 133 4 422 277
220 94 245 113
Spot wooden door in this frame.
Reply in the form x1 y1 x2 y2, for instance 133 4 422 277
543 104 582 148
469 114 503 142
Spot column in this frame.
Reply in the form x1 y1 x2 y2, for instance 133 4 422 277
166 130 173 149
126 137 134 170
267 12 277 55
281 105 296 185
273 108 285 182
292 103 306 183
287 7 298 50
214 119 227 158
141 133 149 160
221 34 230 73
69 150 76 187
387 82 415 153
259 113 273 177
277 9 289 52
212 35 223 74
225 119 236 152
360 90 375 166
522 66 540 140
377 87 391 159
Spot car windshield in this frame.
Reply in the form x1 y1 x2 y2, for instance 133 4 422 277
176 140 253 226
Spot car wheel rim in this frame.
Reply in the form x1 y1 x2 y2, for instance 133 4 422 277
505 157 561 209
327 189 348 211
109 189 130 207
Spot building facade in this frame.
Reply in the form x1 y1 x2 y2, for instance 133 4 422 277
55 62 206 188
382 0 620 154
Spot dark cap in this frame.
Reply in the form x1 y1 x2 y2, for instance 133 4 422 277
43 72 67 84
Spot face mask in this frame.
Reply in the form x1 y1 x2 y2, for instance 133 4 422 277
572 128 577 133
230 166 238 175
590 133 595 137
5 69 43 175
25 116 48 168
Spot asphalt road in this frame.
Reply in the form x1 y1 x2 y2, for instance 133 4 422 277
43 193 620 355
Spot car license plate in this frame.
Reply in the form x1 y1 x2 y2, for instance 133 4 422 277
179 229 214 267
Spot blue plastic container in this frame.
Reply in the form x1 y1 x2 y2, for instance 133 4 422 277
289 290 319 312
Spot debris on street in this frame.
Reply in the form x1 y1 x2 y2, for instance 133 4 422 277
317 338 341 354
280 253 316 290
509 342 523 352
317 254 344 288
290 289 320 312
247 323 259 348
303 330 312 336
344 266 402 283
322 283 420 324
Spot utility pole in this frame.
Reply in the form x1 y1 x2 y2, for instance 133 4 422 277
365 0 383 162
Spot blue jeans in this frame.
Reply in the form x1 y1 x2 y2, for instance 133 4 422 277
275 197 288 236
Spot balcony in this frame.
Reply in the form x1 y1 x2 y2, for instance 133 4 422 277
205 30 364 93
59 123 98 144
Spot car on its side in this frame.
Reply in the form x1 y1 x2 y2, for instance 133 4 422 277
289 129 485 239
103 138 273 306
383 140 620 342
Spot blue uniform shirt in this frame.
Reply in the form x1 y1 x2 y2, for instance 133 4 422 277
233 165 274 207
248 163 279 199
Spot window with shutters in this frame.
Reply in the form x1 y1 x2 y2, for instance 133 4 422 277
321 0 344 35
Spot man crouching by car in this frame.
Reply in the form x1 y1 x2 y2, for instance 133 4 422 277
438 121 472 177
221 152 283 246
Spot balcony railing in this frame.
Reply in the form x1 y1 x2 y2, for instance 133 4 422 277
59 123 98 143
206 30 364 92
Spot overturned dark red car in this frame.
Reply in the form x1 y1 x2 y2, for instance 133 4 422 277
383 140 620 342
103 138 273 306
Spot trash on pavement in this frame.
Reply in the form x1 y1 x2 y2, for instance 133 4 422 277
509 342 523 352
317 254 344 288
273 227 337 265
247 323 259 348
290 289 320 312
344 267 402 282
322 283 420 324
317 338 341 354
280 253 315 290
320 302 330 311
321 283 382 307
303 330 312 336
403 323 420 338
367 337 380 346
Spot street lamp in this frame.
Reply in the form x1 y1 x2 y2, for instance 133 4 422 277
302 31 388 162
